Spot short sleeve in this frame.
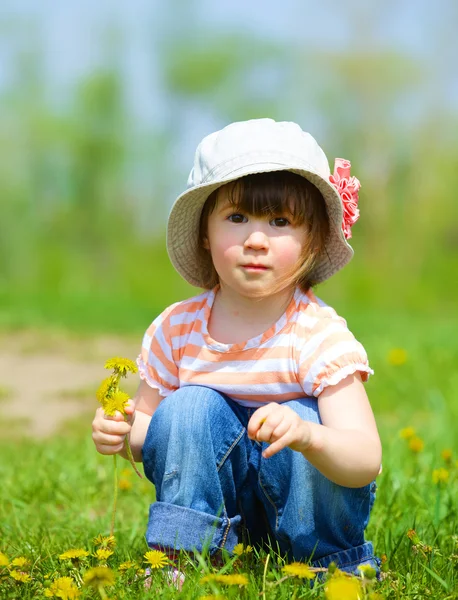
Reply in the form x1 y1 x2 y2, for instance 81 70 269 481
137 303 180 397
298 315 373 397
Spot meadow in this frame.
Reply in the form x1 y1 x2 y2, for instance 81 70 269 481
0 306 456 599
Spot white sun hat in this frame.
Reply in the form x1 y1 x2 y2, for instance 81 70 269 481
167 118 358 287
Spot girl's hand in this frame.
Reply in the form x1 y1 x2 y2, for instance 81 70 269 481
247 403 312 459
92 399 136 455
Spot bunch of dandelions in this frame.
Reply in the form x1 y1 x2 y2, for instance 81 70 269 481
96 357 141 535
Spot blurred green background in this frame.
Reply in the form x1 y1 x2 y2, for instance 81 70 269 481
1 1 457 336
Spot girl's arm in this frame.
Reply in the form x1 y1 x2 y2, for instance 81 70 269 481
304 373 382 487
247 373 382 487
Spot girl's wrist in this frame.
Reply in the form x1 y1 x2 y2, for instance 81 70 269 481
301 421 324 454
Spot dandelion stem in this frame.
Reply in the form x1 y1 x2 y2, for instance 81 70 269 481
434 486 441 527
124 434 143 478
262 553 270 600
98 584 108 600
110 454 118 537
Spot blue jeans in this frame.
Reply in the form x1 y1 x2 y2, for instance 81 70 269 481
142 386 380 575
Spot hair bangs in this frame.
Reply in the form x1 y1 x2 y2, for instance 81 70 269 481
227 171 319 225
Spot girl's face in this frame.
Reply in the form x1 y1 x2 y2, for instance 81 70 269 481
204 185 308 298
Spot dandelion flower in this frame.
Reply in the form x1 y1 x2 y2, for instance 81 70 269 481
357 564 376 579
0 552 9 567
44 576 80 599
11 557 30 569
387 348 407 366
325 574 362 600
93 535 116 548
408 436 424 453
9 570 31 583
399 427 415 440
119 478 132 491
233 543 252 556
102 390 130 417
200 573 249 586
441 449 452 463
282 562 316 579
96 377 116 403
59 549 89 561
94 548 113 562
104 357 138 376
144 550 168 569
432 468 449 484
119 560 137 571
83 566 115 588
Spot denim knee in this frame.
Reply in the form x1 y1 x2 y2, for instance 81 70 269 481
142 386 246 490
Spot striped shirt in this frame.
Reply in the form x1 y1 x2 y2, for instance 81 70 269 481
137 286 373 407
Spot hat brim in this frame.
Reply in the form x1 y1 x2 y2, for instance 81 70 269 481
167 164 353 288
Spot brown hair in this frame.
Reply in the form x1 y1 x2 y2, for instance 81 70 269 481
198 171 329 294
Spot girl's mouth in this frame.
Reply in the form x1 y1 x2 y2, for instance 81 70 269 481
242 264 269 271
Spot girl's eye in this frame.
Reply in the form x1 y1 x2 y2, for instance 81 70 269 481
228 213 247 223
270 217 290 227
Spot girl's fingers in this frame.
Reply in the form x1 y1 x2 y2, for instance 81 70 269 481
96 442 124 455
247 404 278 439
104 410 126 421
97 432 126 446
256 413 285 443
124 399 136 414
262 430 295 459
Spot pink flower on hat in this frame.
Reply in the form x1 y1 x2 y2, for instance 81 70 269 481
329 158 361 240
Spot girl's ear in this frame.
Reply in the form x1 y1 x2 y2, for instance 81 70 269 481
202 237 210 250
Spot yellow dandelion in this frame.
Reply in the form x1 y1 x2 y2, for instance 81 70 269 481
119 478 132 491
0 552 9 567
357 564 376 579
94 548 113 562
199 596 226 600
441 449 453 463
104 357 138 376
93 535 116 548
102 390 130 417
432 468 450 484
59 548 89 561
399 427 415 440
9 570 31 583
144 549 168 569
120 468 133 477
11 556 30 569
387 348 408 366
408 436 424 453
44 576 80 599
232 543 252 556
83 566 115 588
96 376 117 403
282 562 316 579
200 573 249 586
119 560 137 571
325 574 362 600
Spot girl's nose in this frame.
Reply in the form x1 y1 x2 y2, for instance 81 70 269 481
244 227 269 250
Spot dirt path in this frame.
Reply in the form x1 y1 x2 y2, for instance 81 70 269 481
0 330 140 438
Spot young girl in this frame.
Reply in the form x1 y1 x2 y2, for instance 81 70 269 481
92 118 382 576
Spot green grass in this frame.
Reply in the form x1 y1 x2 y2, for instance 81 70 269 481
0 314 457 599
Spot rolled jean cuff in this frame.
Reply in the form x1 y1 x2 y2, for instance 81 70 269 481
146 502 241 555
310 542 380 576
